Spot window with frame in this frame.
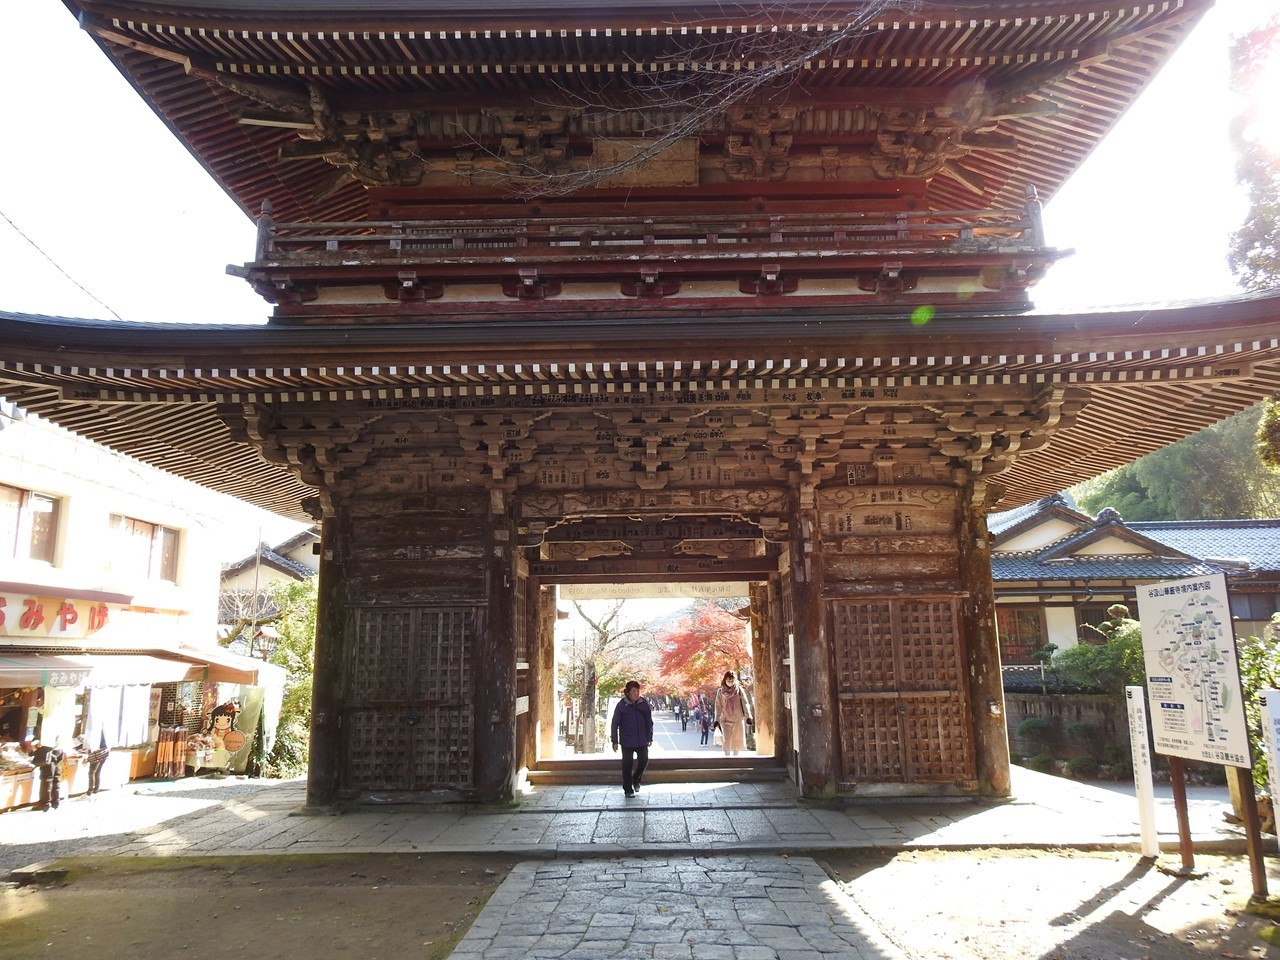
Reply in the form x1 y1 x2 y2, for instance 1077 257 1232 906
995 606 1047 665
1077 602 1120 643
109 514 180 583
0 483 61 564
1230 593 1280 622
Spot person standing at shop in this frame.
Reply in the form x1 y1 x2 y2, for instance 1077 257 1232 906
713 672 752 757
82 730 111 795
609 680 653 798
31 738 66 811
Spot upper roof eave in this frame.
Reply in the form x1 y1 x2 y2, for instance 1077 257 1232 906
60 0 1212 223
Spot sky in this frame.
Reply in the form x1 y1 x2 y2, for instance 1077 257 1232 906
0 1 1277 567
1 1 1277 323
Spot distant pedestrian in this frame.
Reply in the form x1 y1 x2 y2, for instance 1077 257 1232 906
610 680 653 798
698 709 712 745
713 672 752 757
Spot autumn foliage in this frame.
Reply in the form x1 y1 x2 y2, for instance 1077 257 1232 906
657 600 752 693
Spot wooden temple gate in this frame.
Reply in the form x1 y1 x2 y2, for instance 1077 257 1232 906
231 382 1053 801
4 0 1279 806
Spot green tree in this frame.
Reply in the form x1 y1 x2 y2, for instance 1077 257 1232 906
264 576 316 777
1237 630 1280 790
1228 16 1280 293
564 600 655 752
1047 606 1145 694
1073 404 1280 520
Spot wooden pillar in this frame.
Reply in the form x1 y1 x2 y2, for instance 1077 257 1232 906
535 584 558 759
790 485 837 798
307 508 349 807
959 481 1011 796
474 488 518 802
748 582 775 756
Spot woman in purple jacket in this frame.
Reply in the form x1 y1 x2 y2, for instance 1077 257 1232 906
610 680 653 798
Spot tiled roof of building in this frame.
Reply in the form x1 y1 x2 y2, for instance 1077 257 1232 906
987 493 1079 537
989 497 1270 583
1129 520 1280 573
221 531 319 582
992 553 1222 582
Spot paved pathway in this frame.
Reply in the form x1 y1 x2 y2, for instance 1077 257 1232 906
0 768 1246 874
0 753 1257 960
451 855 907 960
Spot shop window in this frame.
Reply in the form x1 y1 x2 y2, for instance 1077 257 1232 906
0 483 61 564
996 606 1047 666
108 514 180 583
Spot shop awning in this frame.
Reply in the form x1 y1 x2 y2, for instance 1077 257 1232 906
177 643 285 686
0 653 201 688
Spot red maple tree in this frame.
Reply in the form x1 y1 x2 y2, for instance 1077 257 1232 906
657 600 752 695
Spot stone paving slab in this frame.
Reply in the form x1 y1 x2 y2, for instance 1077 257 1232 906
0 767 1256 879
448 854 908 960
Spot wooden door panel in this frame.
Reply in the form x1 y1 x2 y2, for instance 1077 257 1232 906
831 597 975 786
345 606 475 792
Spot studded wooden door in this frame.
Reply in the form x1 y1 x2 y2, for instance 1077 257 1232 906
344 606 475 792
831 597 976 788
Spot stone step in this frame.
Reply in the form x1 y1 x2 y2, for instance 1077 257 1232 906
527 756 789 785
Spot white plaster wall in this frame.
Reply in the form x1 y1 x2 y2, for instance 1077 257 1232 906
1045 606 1081 651
0 409 301 631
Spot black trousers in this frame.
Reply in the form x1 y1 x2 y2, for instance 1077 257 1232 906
87 753 108 793
38 772 61 809
620 745 648 792
700 727 710 744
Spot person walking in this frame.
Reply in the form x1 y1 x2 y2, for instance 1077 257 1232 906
713 671 752 757
698 707 713 745
610 679 653 798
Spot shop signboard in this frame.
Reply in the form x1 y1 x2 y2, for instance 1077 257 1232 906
1135 573 1250 767
0 592 112 640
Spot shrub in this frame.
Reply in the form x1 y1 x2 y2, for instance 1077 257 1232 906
1047 616 1144 694
1067 756 1101 779
1017 717 1052 740
1238 631 1280 790
1065 721 1099 742
1026 753 1056 772
264 717 309 778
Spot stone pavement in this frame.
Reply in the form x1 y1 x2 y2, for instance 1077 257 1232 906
451 854 909 960
0 768 1260 960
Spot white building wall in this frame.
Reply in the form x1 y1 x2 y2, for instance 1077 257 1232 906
1045 606 1081 652
1 407 302 633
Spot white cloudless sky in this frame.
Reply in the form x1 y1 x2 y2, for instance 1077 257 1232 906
1 1 1276 322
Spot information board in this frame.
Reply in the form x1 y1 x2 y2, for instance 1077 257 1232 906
1135 572 1251 768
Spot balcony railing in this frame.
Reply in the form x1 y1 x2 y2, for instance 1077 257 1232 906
251 191 1047 267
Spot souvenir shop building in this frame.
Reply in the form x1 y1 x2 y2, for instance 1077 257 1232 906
2 0 1280 807
0 404 283 809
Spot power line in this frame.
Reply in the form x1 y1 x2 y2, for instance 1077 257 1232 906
0 207 125 322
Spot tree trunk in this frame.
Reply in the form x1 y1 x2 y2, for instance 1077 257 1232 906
581 660 598 754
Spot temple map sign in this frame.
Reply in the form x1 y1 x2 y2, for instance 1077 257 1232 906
1136 574 1250 768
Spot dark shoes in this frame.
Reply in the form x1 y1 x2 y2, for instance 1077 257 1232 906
624 790 635 798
